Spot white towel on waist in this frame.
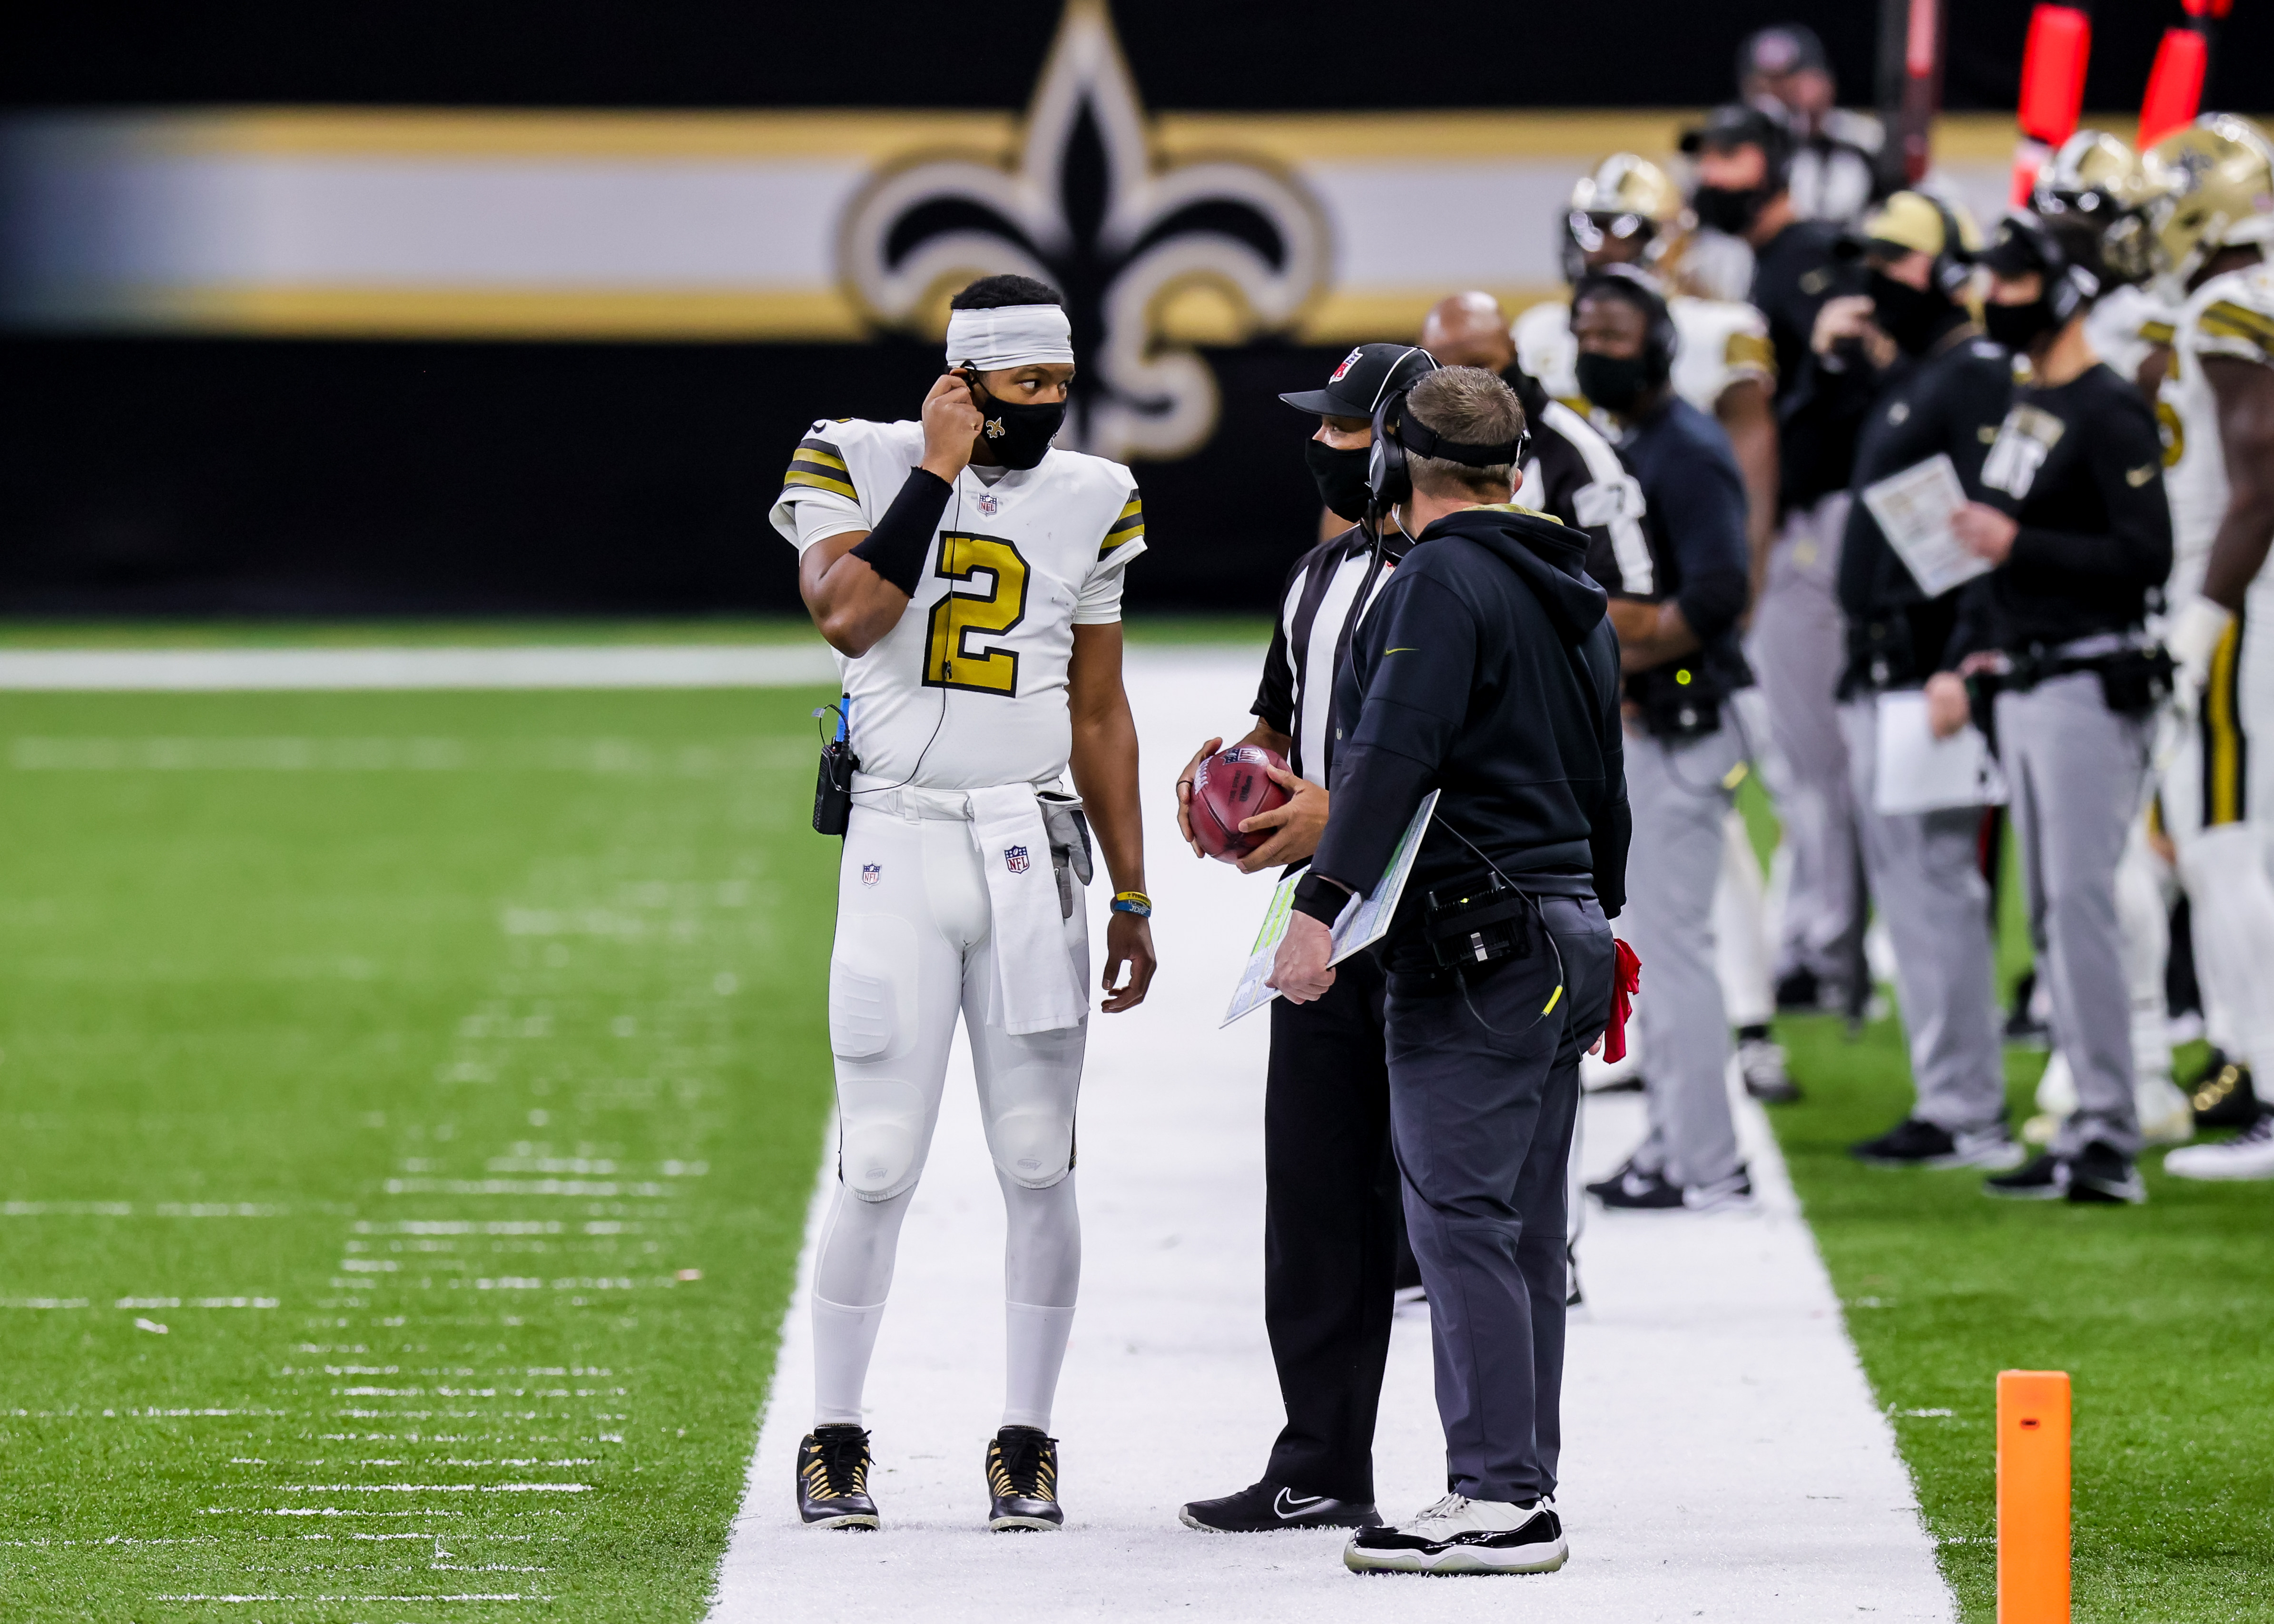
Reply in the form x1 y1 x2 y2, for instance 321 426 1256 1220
967 783 1087 1036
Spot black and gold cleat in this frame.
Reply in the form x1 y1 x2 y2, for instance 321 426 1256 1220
796 1425 879 1529
985 1425 1063 1532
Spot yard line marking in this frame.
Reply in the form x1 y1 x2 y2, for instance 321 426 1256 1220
0 645 837 691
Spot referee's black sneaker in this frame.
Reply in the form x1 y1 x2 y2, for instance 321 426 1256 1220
1344 1493 1566 1574
1179 1481 1382 1533
985 1425 1063 1531
795 1425 879 1529
1851 1117 2026 1170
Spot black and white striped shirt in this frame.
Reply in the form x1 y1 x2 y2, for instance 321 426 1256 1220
1252 370 1643 786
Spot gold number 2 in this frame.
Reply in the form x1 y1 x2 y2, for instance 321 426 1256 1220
924 533 1030 696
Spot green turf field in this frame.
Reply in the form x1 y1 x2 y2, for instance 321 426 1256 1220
1742 779 2274 1624
0 687 840 1622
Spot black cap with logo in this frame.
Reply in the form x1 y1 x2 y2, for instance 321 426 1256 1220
1278 342 1440 419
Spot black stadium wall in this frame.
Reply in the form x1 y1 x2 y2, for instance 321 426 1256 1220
3 0 2268 617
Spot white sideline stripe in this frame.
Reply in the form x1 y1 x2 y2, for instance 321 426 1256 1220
707 649 1951 1621
0 645 840 691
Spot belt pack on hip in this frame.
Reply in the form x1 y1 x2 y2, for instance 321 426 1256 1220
1990 646 2173 716
1626 661 1722 740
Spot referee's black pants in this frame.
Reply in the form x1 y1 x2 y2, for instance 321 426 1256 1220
1261 949 1403 1504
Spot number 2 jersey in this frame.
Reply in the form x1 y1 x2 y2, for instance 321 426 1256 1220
2158 262 2274 605
768 418 1145 791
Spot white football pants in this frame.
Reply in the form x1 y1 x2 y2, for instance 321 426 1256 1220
2160 600 2274 1074
810 801 1088 1432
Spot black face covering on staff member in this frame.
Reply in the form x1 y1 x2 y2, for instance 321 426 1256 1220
1692 184 1773 237
1575 352 1653 415
1305 439 1373 521
1868 269 1950 356
971 381 1068 471
1984 295 2061 353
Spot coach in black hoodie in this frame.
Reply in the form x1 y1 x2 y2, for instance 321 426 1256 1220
1271 366 1624 1572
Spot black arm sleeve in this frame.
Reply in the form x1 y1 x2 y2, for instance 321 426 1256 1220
847 467 953 596
1589 629 1631 918
1309 573 1476 895
1669 440 1752 640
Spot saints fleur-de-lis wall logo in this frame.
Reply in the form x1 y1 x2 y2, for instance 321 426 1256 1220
839 0 1329 463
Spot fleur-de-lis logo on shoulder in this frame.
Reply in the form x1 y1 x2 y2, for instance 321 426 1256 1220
839 0 1329 462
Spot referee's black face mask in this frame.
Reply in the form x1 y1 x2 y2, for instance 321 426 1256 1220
1305 438 1374 521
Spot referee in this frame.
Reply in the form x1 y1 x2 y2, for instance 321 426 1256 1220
1175 339 1627 1533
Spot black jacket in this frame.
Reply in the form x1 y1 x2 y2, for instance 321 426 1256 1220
1836 319 2014 695
1313 505 1630 928
1752 219 1871 513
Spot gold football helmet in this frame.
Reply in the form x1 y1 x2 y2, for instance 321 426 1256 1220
2034 130 2159 286
1561 154 1685 280
2141 114 2274 292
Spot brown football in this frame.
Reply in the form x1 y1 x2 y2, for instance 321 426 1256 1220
1190 744 1293 863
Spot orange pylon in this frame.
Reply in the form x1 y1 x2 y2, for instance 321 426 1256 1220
1997 1370 2071 1623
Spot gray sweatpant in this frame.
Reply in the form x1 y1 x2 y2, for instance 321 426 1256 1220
1997 673 2151 1157
1748 495 1863 988
1839 696 2006 1133
1622 722 1743 1189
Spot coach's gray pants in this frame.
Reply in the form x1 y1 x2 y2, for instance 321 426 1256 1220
1839 696 2006 1133
1748 495 1862 988
1997 674 2151 1157
1622 721 1743 1189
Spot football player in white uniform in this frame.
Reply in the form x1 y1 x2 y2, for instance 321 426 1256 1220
2141 118 2274 1180
769 274 1158 1526
1514 154 1791 1104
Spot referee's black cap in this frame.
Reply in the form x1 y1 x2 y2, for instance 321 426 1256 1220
1278 343 1439 418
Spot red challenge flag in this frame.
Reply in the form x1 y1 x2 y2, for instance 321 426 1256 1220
2012 4 2094 207
2140 0 2234 148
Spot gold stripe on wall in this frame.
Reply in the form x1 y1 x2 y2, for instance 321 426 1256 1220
1297 285 1565 344
116 286 870 340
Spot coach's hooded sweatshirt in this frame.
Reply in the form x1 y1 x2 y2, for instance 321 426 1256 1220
1313 503 1629 935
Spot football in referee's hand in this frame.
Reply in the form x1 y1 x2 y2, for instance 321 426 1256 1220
1190 745 1293 863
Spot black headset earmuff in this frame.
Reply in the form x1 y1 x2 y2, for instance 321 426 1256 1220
1927 197 1975 300
1362 348 1439 510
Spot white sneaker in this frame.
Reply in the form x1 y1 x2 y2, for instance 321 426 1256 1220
2164 1113 2274 1180
2136 1076 2195 1147
1344 1493 1567 1575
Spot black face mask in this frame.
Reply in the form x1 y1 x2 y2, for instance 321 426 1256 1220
1691 184 1773 237
1304 438 1374 521
1984 297 2060 354
1576 352 1653 415
972 384 1067 471
1868 270 1949 356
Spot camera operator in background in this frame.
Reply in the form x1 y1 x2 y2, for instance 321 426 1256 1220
1512 156 1793 1102
1930 212 2172 1205
1734 24 1892 228
1567 267 1758 1214
1685 102 1872 1017
1270 366 1624 1576
1819 194 2024 1173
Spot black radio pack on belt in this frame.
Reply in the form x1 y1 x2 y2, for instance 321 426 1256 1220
813 697 860 836
1420 874 1537 971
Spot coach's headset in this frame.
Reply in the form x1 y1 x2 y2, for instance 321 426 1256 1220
1366 355 1534 515
1993 209 2103 324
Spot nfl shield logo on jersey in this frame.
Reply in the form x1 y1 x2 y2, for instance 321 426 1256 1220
975 491 1000 516
1004 845 1030 875
860 863 881 886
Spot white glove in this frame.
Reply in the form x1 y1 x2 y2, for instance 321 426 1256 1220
2165 596 2235 709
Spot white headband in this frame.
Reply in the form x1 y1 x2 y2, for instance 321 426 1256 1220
945 303 1074 371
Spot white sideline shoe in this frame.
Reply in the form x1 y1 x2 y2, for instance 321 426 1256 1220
1344 1493 1567 1575
2164 1113 2274 1180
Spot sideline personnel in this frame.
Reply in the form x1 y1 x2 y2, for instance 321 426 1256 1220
1827 194 2025 1171
1271 366 1625 1575
1570 266 1757 1213
1173 342 1435 1536
1942 214 2173 1203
